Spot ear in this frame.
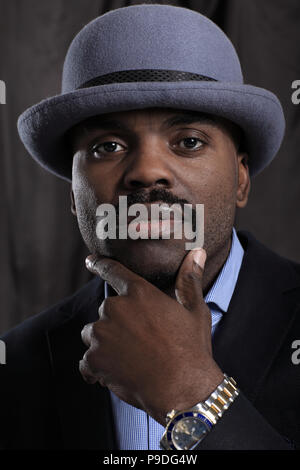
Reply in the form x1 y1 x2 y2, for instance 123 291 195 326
70 187 77 216
236 153 251 208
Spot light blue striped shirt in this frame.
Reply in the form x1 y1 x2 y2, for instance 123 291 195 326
105 228 244 450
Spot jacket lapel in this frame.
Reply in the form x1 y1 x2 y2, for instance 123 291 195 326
46 277 117 450
46 231 300 448
213 231 300 400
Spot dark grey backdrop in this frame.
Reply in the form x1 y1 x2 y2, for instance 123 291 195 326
1 0 299 334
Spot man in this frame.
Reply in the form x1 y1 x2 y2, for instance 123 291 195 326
1 5 299 450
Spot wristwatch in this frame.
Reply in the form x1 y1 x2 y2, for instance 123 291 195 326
160 374 239 450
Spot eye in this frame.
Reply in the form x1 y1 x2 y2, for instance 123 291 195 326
178 137 204 150
91 141 125 157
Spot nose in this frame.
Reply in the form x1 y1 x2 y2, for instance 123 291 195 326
122 137 175 191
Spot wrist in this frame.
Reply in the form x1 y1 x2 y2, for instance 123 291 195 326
160 374 239 450
149 363 224 425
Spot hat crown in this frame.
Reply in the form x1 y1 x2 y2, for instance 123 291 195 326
62 5 243 93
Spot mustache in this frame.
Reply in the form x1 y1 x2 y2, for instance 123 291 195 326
119 188 190 207
111 188 197 230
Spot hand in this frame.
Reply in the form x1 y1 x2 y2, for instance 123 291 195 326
79 248 224 425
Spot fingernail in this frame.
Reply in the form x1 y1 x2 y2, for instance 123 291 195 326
193 248 206 269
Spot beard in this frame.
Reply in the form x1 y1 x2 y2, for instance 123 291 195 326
77 206 185 290
73 181 235 294
73 185 197 291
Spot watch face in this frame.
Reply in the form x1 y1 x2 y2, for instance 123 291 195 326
167 412 212 450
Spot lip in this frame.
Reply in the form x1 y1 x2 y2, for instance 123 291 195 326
115 202 183 239
129 218 176 238
118 201 183 226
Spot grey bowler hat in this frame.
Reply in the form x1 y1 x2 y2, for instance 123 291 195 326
17 4 285 182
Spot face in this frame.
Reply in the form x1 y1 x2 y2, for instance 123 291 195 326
69 108 250 292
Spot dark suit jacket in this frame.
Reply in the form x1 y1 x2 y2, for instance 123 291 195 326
1 231 300 450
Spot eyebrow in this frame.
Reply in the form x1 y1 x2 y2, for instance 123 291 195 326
162 113 216 129
80 118 127 134
73 112 217 140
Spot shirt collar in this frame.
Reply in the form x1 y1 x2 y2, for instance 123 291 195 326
204 227 244 313
104 227 244 313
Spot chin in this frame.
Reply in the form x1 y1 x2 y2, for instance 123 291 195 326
99 238 186 288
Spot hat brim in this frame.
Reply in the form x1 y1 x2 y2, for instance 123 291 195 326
17 80 285 181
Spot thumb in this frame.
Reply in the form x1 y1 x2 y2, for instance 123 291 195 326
175 248 207 312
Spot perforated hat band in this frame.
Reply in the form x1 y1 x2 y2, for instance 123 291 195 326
77 69 217 88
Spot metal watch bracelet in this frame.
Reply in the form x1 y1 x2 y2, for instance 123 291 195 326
196 374 240 425
160 374 240 450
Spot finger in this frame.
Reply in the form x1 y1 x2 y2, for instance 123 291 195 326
79 357 98 384
98 296 119 319
81 323 93 347
85 255 144 296
79 352 107 387
175 248 207 312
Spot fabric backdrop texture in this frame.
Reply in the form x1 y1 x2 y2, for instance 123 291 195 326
0 0 299 333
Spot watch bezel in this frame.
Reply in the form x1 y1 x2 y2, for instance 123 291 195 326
165 411 213 450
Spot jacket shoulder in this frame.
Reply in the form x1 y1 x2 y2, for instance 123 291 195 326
0 276 103 366
237 230 300 288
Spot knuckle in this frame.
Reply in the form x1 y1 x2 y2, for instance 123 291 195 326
98 298 109 318
176 273 193 292
181 298 193 311
100 260 116 279
82 350 98 375
83 348 92 364
183 271 202 285
82 320 103 344
89 322 98 340
98 296 120 319
98 304 104 319
81 322 93 343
